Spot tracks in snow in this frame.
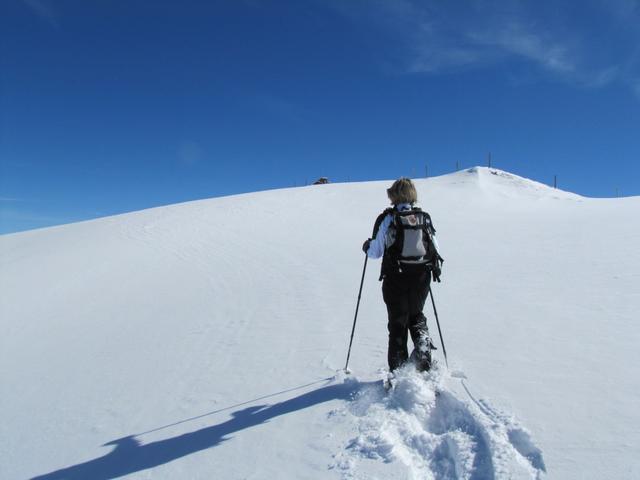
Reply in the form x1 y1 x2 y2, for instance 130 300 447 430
332 365 546 480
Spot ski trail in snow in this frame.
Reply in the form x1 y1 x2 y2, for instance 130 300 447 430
332 364 546 480
461 382 546 473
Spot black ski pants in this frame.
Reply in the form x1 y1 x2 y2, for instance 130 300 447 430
382 268 431 371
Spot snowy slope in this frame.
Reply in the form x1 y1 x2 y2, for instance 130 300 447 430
1 167 638 479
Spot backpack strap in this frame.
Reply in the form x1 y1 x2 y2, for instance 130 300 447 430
371 207 394 238
419 211 442 266
423 211 436 234
373 207 395 281
387 209 404 257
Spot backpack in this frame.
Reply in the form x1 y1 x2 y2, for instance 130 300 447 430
374 206 438 278
389 207 437 262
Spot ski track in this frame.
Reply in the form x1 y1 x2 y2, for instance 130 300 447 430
331 365 546 480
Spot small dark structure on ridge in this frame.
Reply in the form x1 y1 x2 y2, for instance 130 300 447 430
313 177 329 185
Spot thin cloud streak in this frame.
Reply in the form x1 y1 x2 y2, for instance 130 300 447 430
406 19 585 82
331 0 640 95
471 23 576 75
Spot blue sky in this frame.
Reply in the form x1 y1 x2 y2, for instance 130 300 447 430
1 0 639 233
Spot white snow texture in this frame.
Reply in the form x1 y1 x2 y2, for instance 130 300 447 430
1 167 638 479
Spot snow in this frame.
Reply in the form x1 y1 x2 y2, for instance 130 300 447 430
332 364 545 479
1 167 638 479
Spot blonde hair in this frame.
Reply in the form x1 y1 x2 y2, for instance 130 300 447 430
387 177 417 205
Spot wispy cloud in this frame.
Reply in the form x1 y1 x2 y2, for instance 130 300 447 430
468 23 576 75
0 207 66 234
0 203 105 234
21 0 60 29
330 0 640 95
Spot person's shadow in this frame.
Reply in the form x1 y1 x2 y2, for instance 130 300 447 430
32 379 372 480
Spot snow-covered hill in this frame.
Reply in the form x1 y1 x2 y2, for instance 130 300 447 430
1 168 638 479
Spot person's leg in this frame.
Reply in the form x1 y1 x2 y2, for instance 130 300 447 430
383 275 410 371
409 313 432 371
408 270 432 371
387 317 409 371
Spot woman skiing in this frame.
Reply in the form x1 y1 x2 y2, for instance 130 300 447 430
362 177 442 374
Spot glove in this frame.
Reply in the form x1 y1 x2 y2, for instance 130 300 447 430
362 238 371 253
432 254 444 282
432 265 441 283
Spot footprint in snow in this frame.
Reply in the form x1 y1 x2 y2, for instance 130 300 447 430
334 365 546 480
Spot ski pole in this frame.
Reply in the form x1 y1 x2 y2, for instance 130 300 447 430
429 286 449 369
344 254 368 373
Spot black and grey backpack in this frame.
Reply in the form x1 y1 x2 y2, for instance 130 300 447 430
373 206 440 278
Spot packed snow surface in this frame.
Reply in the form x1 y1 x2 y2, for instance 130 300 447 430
1 167 638 479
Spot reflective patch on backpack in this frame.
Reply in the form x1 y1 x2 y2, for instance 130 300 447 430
396 211 432 264
401 228 427 258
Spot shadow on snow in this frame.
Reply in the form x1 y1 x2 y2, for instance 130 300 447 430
32 378 370 480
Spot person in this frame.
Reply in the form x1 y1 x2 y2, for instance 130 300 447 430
362 177 442 373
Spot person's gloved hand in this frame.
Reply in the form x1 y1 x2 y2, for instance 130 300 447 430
432 264 441 282
432 254 444 282
362 238 371 253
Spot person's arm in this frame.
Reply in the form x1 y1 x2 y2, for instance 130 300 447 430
365 214 392 259
431 233 441 255
426 214 441 256
428 219 444 282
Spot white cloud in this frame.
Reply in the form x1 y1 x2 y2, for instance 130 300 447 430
329 0 640 95
474 23 575 74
